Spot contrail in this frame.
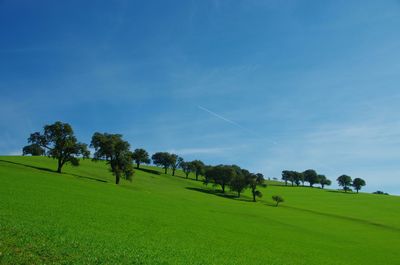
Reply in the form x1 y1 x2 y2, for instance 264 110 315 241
198 105 278 145
198 105 245 129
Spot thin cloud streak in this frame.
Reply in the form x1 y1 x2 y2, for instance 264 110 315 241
198 105 251 132
198 105 277 145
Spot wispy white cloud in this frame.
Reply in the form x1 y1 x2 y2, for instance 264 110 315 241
250 118 400 194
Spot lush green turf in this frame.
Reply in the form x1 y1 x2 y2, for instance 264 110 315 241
1 156 399 264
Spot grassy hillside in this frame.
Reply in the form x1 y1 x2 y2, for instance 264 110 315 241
0 156 399 264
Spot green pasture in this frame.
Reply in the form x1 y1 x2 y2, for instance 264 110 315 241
0 156 399 264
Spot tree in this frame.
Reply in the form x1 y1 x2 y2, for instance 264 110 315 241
293 171 304 187
373 190 389 195
247 173 266 202
191 160 205 181
91 132 134 184
337 175 352 192
132 148 150 169
22 144 45 156
180 161 194 179
229 169 248 197
318 175 331 189
151 152 173 174
272 195 284 207
352 178 366 193
281 170 291 186
303 169 319 187
288 171 296 186
26 121 89 173
171 154 183 176
205 165 236 193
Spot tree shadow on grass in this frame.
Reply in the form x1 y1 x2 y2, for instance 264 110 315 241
185 187 253 202
0 159 56 173
284 204 400 231
0 159 107 183
68 173 108 183
136 167 161 175
326 190 354 194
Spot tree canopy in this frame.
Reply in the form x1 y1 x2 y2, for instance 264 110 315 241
191 160 205 181
132 148 150 169
26 121 89 173
204 165 236 193
272 195 284 207
91 132 134 184
229 169 248 197
151 152 174 174
318 175 331 189
22 144 45 156
180 161 194 178
171 154 183 176
281 170 291 186
247 173 266 202
352 178 366 193
337 175 352 192
303 169 319 187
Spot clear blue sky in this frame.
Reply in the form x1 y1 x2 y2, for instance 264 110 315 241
1 0 400 194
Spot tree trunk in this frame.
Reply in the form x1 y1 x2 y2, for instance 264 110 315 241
252 191 256 202
136 162 140 169
164 167 167 174
115 175 120 184
196 172 199 181
357 189 359 194
172 168 175 176
185 173 189 179
221 183 225 193
276 202 279 207
57 158 63 173
237 191 240 197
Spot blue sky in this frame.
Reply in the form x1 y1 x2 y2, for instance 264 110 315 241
1 0 400 194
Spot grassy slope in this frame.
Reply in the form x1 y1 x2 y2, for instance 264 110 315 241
0 156 399 265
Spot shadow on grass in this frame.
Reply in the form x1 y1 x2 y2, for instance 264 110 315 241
0 159 107 183
185 187 253 202
68 173 108 183
326 190 354 194
284 204 400 231
136 167 161 175
0 159 56 173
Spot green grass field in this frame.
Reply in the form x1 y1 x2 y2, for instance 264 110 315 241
1 156 399 264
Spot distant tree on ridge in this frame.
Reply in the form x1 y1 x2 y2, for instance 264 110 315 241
132 148 150 169
352 178 366 193
303 169 319 187
25 121 89 173
91 132 134 184
151 152 174 174
337 175 352 192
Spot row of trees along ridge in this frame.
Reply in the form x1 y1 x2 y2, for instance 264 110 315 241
281 170 366 193
23 121 366 195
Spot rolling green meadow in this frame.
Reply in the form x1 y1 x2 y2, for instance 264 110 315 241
0 156 399 265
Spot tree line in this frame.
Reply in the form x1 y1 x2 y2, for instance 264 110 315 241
22 122 268 201
281 170 366 193
23 121 366 198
